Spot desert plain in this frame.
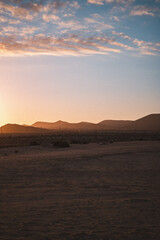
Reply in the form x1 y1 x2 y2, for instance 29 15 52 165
0 139 160 240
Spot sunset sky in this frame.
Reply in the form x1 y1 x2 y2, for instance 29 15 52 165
0 0 160 126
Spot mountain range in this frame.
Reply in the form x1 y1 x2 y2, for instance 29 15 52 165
0 114 160 134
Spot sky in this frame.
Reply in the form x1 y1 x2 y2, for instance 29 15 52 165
0 0 160 125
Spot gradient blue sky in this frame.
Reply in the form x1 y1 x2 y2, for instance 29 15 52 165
0 0 160 125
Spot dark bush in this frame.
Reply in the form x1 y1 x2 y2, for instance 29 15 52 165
53 140 70 148
82 139 88 144
139 138 143 141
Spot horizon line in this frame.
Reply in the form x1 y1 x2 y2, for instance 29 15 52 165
1 113 160 127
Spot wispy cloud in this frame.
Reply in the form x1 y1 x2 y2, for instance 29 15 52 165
57 20 86 31
0 2 34 20
0 33 128 56
0 0 68 21
1 25 159 57
88 0 135 5
111 16 120 22
85 17 113 30
0 16 7 22
69 1 80 9
112 31 132 40
0 0 159 57
88 0 104 5
130 6 155 16
42 14 60 22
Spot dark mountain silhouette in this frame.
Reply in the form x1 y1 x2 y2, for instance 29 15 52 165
32 120 98 130
32 114 160 131
0 124 49 134
98 120 132 130
76 122 99 130
129 114 160 131
32 120 69 129
1 114 160 133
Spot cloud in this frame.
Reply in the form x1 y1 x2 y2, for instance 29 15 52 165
88 0 104 5
88 0 135 5
131 10 154 16
155 42 160 47
130 6 155 16
0 33 124 57
109 39 133 50
89 35 132 49
1 26 38 36
1 26 17 33
111 16 120 22
42 14 59 22
0 16 7 22
96 45 120 52
19 27 39 36
140 49 158 56
0 1 68 21
85 18 113 30
91 13 102 19
7 0 67 11
69 1 80 9
0 2 34 20
0 0 159 58
112 31 132 40
132 38 160 56
105 0 115 2
111 31 160 55
137 44 160 56
57 20 86 31
64 13 75 18
1 26 159 57
9 19 21 24
133 39 146 47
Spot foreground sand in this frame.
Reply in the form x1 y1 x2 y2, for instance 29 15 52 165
0 141 160 240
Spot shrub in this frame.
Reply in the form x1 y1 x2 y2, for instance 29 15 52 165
82 139 88 144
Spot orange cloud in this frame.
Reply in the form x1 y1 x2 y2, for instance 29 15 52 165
0 34 123 57
0 1 159 58
88 0 104 5
42 14 60 22
0 2 34 20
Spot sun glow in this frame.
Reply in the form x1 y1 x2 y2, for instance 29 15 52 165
0 100 7 126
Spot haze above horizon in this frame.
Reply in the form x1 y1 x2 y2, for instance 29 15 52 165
0 0 160 126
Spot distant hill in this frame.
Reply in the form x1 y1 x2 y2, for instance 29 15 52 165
76 122 99 130
129 114 160 131
1 114 160 133
98 120 132 130
32 120 99 130
32 114 160 131
0 124 48 134
32 120 70 129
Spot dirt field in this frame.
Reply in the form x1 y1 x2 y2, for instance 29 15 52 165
0 141 160 240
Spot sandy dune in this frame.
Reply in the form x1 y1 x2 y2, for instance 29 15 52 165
0 141 160 240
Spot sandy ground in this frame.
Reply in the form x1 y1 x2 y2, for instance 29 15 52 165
0 141 160 240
